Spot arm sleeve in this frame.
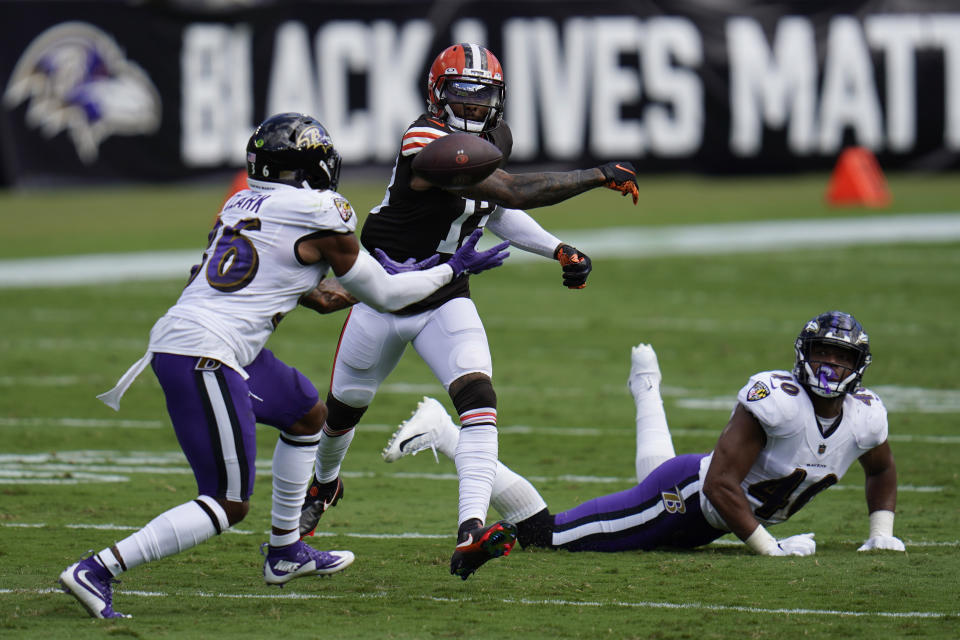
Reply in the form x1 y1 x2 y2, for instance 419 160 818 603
335 250 453 313
485 207 561 259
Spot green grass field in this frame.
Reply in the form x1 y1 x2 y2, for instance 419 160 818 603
1 172 959 639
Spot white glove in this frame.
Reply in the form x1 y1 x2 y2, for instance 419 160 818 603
772 532 817 556
858 535 905 552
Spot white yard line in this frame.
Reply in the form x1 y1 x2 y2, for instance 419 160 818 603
4 586 956 618
2 521 956 550
0 448 946 491
2 213 959 288
2 378 959 413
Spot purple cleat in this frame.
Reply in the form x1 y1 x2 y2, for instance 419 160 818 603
261 540 354 586
59 553 130 619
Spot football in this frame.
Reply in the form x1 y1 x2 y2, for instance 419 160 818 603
411 133 503 187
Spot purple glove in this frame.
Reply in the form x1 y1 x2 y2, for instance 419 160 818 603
373 248 441 274
446 229 510 277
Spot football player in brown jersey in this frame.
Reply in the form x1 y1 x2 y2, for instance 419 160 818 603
300 43 641 580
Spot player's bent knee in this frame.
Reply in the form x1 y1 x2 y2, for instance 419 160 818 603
326 393 369 429
450 342 491 375
330 375 378 409
449 374 497 415
286 400 327 436
336 389 375 409
218 499 250 526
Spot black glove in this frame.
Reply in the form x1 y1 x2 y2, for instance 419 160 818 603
598 162 639 205
554 244 592 289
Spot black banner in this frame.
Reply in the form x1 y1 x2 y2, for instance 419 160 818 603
2 0 958 186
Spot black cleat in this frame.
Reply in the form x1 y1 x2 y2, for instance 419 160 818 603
449 520 518 580
299 476 343 538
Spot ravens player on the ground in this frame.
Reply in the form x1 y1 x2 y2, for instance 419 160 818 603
299 43 641 580
385 311 905 557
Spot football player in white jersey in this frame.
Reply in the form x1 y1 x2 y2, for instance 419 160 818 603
58 113 510 619
383 311 905 557
299 43 642 581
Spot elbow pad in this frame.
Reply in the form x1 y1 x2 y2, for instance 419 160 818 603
336 251 452 312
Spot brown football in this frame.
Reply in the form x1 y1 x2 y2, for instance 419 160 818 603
411 133 503 187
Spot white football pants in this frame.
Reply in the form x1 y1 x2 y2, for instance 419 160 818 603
330 297 492 407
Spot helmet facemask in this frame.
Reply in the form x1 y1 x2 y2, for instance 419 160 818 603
792 312 872 398
304 155 340 191
437 79 504 133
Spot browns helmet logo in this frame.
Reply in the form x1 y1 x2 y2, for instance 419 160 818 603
3 22 161 164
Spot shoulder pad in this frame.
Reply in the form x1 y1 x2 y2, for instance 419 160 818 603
844 387 889 449
284 189 357 234
737 370 806 436
401 117 449 157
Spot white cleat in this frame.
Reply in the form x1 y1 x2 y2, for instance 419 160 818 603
628 343 662 394
382 396 455 463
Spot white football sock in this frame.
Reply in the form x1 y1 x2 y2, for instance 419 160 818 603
490 461 547 523
110 495 228 573
434 410 461 460
633 381 676 483
95 548 124 577
314 423 356 483
454 423 498 526
271 432 321 548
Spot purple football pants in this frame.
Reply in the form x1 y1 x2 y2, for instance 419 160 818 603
151 349 319 502
550 453 727 552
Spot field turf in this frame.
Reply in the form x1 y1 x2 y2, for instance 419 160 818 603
1 172 959 639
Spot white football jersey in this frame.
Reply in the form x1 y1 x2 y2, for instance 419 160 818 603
699 369 888 530
149 179 357 372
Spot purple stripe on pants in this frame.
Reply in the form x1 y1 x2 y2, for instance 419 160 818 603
151 349 318 501
551 453 726 552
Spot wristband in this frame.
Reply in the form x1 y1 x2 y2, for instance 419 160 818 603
745 524 779 555
868 510 895 538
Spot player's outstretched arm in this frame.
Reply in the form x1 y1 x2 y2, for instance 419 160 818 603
484 207 592 289
857 441 905 552
296 232 453 312
449 160 638 210
296 230 508 313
